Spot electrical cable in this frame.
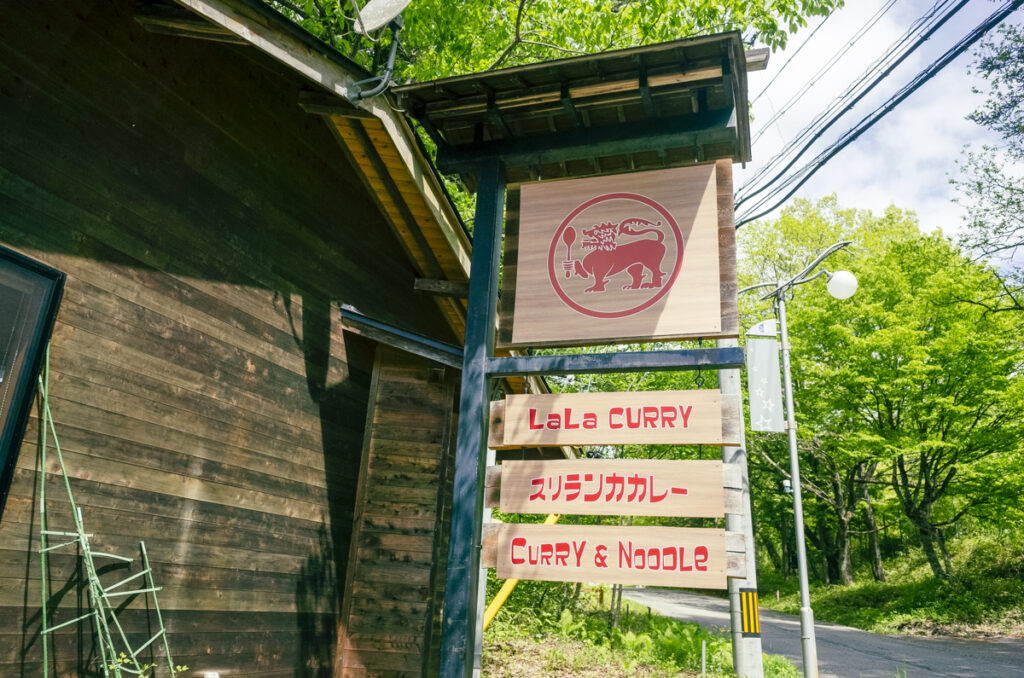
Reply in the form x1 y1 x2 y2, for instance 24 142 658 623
741 0 960 199
735 0 1024 228
738 0 970 206
750 9 837 106
749 0 902 146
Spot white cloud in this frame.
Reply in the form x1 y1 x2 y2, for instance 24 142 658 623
737 0 1024 236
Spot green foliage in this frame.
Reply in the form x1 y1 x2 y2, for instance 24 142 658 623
760 531 1024 635
951 24 1024 310
741 196 1024 583
968 25 1024 158
264 0 842 84
484 574 799 675
106 652 189 678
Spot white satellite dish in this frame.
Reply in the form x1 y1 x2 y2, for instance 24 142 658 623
352 0 412 34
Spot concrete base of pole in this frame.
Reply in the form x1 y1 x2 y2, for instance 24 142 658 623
799 607 818 678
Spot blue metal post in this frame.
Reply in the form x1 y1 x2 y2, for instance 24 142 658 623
439 157 506 678
485 347 744 377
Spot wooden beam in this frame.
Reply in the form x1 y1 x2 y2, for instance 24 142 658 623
339 306 463 369
436 110 736 174
745 48 770 72
360 105 473 281
638 58 657 118
298 90 374 118
348 121 447 280
135 0 249 44
414 278 470 298
171 0 361 100
487 94 513 140
559 82 582 128
485 347 745 378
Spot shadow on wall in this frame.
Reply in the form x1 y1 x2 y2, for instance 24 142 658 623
296 523 340 678
294 294 375 677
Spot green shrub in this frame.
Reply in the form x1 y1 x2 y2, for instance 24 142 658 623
758 532 1024 635
486 574 798 676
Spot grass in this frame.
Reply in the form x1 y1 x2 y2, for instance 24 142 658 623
483 578 800 677
758 532 1024 637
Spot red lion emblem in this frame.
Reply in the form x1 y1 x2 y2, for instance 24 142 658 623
564 218 667 293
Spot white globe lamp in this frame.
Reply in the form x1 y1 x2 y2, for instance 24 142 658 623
826 270 858 300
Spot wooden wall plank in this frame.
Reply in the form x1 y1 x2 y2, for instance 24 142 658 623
336 347 457 677
0 0 457 673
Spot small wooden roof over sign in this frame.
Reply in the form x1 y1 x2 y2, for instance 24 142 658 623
394 33 765 190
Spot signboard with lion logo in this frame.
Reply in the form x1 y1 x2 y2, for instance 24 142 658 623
506 164 734 346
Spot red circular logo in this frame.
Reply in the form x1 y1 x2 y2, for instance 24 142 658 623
547 192 684 318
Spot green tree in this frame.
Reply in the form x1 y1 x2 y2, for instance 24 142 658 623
741 198 1024 582
952 24 1024 312
788 229 1024 579
967 25 1024 158
263 0 842 83
739 199 914 585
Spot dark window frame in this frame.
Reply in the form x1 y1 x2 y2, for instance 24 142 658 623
0 246 65 517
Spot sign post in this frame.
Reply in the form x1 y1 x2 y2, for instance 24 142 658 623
439 158 506 678
439 161 761 678
721 337 765 677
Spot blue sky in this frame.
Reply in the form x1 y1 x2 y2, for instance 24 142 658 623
738 0 1024 236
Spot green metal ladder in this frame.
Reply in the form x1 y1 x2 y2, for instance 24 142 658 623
36 355 178 677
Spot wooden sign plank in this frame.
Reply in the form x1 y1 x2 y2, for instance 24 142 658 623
480 524 747 580
498 459 725 517
494 524 728 589
507 165 729 347
484 463 745 515
493 390 740 448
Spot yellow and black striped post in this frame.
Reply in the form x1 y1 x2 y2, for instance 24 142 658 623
740 588 761 637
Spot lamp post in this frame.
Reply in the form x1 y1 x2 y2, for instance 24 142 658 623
740 240 858 678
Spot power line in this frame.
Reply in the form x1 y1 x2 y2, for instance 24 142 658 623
741 0 961 201
735 0 1024 228
737 0 969 207
749 9 838 106
749 0 901 146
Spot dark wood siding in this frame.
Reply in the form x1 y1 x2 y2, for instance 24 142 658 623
0 0 455 675
337 347 456 678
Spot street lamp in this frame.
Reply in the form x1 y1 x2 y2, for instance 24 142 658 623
740 240 857 678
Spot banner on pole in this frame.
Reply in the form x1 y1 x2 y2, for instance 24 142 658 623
746 320 785 433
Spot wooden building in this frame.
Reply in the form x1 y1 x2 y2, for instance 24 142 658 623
0 0 759 675
0 0 480 675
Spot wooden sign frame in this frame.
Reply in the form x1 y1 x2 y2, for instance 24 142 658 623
489 390 742 448
498 162 739 348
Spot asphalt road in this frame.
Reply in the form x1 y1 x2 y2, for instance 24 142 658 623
623 588 1024 678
